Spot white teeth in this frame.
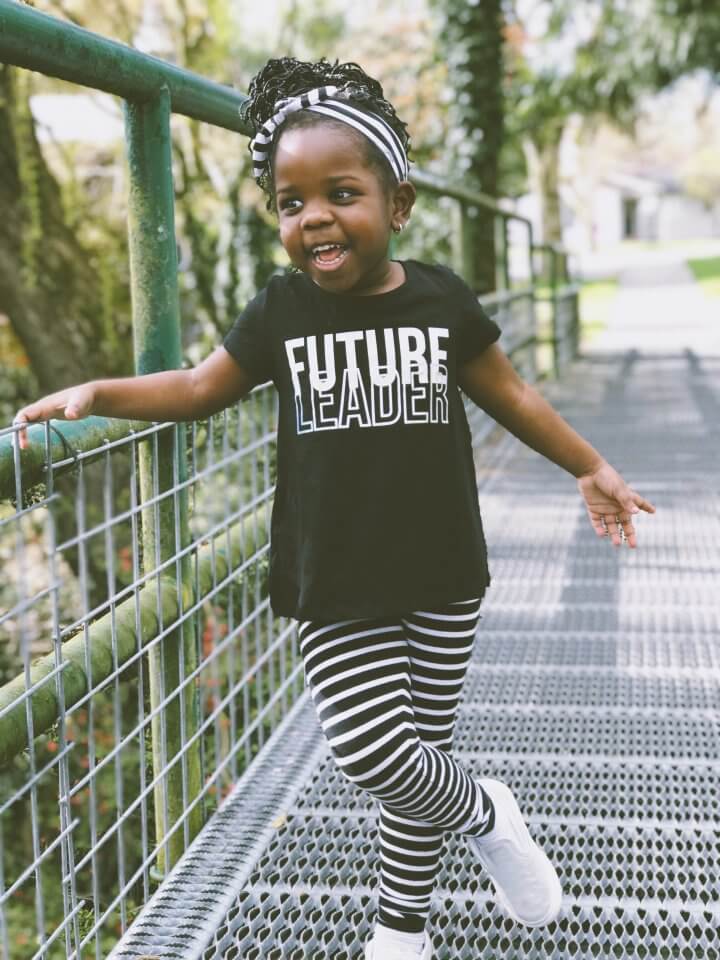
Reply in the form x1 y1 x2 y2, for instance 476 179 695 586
313 243 343 253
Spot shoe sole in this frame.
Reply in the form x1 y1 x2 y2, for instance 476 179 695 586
490 846 563 927
365 934 432 959
475 780 563 928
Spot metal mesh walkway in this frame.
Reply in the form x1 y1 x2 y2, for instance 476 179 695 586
111 348 720 959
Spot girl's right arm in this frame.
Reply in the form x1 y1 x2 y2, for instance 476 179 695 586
13 346 255 449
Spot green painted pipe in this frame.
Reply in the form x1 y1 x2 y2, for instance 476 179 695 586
0 501 271 769
0 417 147 501
0 0 252 135
125 86 201 872
125 89 182 377
410 169 528 224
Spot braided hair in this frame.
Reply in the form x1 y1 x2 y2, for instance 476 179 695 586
242 56 413 213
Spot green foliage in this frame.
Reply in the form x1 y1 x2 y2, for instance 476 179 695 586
653 0 720 79
430 0 506 291
687 256 720 298
579 276 619 343
501 0 697 245
431 0 505 185
506 2 657 145
276 0 348 60
0 338 37 428
177 0 235 76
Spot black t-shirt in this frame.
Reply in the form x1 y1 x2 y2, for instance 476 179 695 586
223 258 501 620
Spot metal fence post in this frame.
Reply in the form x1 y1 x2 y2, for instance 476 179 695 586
549 245 561 378
494 214 509 291
125 87 202 875
451 200 476 292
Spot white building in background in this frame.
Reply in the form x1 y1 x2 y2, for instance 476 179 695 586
512 78 720 262
578 170 720 249
514 168 720 261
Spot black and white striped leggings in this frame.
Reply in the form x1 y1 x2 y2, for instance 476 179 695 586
297 596 495 934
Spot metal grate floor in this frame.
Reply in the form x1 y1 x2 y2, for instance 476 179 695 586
111 351 720 959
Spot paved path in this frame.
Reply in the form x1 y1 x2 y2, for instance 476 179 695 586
585 253 720 355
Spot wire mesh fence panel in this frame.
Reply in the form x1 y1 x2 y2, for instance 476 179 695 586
0 384 312 958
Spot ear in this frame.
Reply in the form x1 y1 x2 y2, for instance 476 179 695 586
391 180 416 226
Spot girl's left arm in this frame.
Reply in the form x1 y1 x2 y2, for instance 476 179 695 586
458 344 656 547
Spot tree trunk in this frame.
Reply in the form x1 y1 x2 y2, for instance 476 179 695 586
440 0 505 294
526 130 563 247
525 120 566 282
0 66 132 395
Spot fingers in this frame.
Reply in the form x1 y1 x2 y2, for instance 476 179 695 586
594 511 638 549
12 412 29 451
620 490 655 516
13 396 69 450
591 514 609 539
604 487 655 548
584 475 655 549
11 407 46 451
603 514 624 548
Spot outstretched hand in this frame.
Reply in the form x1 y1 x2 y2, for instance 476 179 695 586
577 461 656 548
13 384 96 450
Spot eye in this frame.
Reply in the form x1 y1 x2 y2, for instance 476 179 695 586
278 188 356 213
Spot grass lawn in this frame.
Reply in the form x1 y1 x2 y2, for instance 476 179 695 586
687 256 720 300
619 238 720 256
578 277 619 344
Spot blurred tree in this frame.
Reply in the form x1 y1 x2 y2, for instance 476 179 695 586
505 0 671 260
507 0 720 256
431 0 506 294
0 64 133 396
0 0 152 402
653 0 720 81
276 0 347 59
0 0 285 390
681 146 720 208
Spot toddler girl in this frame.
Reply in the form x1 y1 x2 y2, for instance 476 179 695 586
15 56 655 960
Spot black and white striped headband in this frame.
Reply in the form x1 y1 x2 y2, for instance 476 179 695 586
249 84 410 185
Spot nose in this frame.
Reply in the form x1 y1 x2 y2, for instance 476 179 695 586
300 197 334 230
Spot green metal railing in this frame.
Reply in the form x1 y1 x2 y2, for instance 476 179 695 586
0 2 579 955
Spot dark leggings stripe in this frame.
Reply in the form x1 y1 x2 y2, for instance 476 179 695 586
297 597 494 934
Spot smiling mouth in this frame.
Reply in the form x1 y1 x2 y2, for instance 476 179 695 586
311 244 349 267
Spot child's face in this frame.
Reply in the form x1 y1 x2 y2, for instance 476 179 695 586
273 124 413 295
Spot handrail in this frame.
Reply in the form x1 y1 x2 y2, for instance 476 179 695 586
0 417 146 499
411 169 527 224
0 0 251 133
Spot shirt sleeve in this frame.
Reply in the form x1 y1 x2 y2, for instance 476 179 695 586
223 285 274 385
446 268 502 365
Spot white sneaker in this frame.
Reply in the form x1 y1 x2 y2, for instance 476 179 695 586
364 930 432 960
468 777 563 927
